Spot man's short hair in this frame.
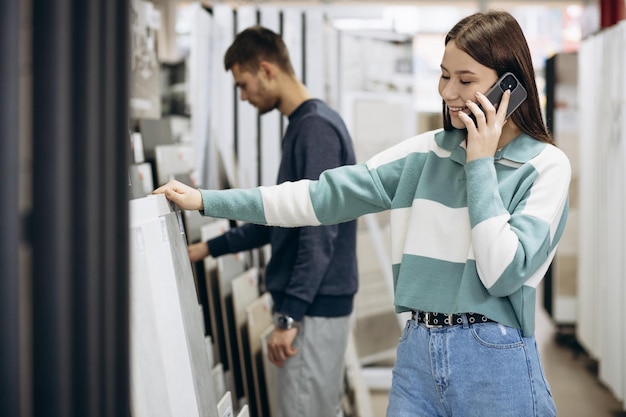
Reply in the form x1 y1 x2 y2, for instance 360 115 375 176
224 25 295 75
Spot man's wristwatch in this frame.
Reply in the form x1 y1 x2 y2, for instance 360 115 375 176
273 313 299 330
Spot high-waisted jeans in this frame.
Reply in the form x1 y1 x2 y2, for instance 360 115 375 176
386 314 556 417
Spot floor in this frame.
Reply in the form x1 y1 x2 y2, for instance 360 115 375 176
364 303 625 417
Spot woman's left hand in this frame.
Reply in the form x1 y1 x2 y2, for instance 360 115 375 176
459 89 510 162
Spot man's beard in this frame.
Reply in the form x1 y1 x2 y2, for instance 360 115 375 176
256 98 279 115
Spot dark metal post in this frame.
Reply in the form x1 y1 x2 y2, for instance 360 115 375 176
0 0 22 414
31 0 130 416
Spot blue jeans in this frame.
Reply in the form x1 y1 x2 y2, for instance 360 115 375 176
387 314 556 417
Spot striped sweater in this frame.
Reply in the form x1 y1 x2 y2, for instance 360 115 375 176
200 128 571 336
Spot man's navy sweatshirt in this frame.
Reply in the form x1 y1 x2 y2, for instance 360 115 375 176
206 99 358 321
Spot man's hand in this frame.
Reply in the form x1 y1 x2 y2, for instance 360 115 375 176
188 242 210 263
153 180 203 211
267 328 298 367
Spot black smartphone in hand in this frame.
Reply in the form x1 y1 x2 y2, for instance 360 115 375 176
470 72 527 125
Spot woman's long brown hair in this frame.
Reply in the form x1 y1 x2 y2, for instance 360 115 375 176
442 10 553 144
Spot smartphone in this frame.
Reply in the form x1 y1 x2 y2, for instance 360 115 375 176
470 72 527 125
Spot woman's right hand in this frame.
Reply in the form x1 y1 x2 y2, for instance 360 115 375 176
153 180 203 211
460 90 510 162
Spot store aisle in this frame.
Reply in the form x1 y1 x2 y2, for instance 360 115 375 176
535 307 624 417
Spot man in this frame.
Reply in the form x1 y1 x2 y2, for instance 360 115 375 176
187 26 358 417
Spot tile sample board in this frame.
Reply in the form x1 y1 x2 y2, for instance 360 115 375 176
211 362 226 402
200 220 248 401
231 268 260 410
129 162 154 199
217 391 234 417
216 250 248 401
200 220 231 366
260 325 278 417
245 293 274 417
236 405 250 417
154 143 195 186
129 194 217 417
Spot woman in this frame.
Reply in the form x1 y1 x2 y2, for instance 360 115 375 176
155 10 569 417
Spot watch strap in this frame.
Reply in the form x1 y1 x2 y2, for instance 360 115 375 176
273 313 299 330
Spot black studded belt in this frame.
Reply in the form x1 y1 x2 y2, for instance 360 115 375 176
412 311 495 328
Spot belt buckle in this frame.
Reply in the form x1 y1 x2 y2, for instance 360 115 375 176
423 312 444 328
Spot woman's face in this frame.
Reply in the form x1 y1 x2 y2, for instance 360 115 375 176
438 41 499 130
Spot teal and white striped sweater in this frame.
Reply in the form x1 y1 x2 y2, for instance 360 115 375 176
200 128 571 336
